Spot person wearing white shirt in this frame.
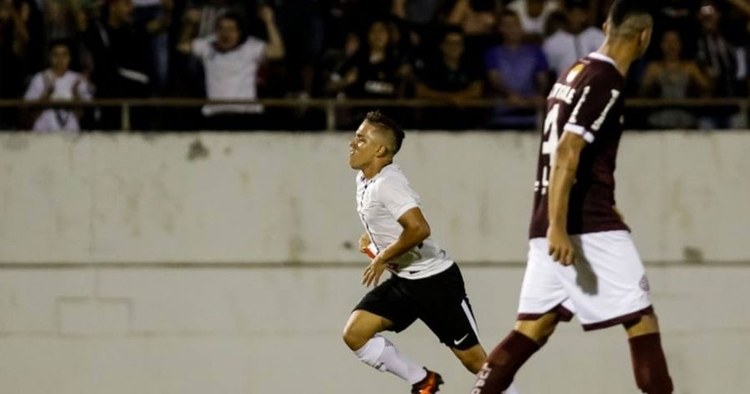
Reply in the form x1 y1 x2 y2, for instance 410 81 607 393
342 111 521 394
23 41 92 133
178 7 284 130
543 1 605 77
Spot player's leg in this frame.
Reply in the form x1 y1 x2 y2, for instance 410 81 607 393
624 312 673 393
557 231 673 393
343 278 429 386
470 239 573 394
451 344 486 374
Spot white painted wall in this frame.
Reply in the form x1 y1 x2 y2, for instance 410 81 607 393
0 132 749 393
0 265 748 394
1 132 749 263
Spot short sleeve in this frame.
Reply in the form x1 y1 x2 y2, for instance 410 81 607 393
377 177 420 220
564 77 622 143
241 37 266 63
76 75 93 100
23 73 45 100
191 37 213 59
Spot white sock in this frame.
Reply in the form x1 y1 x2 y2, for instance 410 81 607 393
504 382 520 394
353 335 428 384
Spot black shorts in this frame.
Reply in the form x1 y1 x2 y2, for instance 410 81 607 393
353 263 480 350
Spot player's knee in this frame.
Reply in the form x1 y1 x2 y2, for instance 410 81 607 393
342 322 370 350
514 317 557 345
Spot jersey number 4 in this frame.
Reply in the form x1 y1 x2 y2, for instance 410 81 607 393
535 103 560 195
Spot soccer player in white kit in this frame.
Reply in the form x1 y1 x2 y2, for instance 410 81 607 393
342 111 520 394
470 1 673 393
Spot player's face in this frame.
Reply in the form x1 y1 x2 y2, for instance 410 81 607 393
349 122 383 170
50 45 70 73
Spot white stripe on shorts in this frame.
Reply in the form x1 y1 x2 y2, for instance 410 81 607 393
461 299 480 343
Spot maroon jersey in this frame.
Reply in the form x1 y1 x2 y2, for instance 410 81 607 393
529 53 631 239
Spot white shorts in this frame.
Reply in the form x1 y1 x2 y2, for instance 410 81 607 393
517 231 653 331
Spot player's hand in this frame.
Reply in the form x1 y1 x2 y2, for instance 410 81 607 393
547 226 575 266
358 233 371 254
362 255 388 287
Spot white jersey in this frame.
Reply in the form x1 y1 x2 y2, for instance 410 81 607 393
191 36 266 116
23 70 92 133
355 164 453 280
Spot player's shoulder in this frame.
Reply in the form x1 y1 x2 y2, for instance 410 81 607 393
377 164 408 183
565 53 624 88
373 165 410 190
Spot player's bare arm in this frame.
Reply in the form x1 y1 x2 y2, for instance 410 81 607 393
362 207 431 287
547 131 587 266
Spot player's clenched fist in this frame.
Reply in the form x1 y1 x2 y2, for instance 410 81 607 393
358 232 371 254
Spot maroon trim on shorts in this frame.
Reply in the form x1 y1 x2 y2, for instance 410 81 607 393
517 304 574 322
582 306 655 331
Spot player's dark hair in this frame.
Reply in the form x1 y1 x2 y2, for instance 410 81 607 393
608 0 653 29
364 110 405 155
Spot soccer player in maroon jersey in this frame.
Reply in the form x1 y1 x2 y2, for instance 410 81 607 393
470 1 674 393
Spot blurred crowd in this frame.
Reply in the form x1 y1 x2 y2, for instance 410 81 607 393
0 0 748 131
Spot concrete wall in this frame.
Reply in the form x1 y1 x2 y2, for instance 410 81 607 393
0 132 749 393
1 132 749 263
0 264 748 394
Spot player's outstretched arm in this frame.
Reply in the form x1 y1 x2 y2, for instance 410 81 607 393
547 131 587 266
362 208 430 287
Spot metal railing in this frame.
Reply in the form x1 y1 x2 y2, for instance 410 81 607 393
1 97 748 131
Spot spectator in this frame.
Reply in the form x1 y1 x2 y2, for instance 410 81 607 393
543 0 604 79
178 7 284 130
181 0 254 40
81 0 173 129
650 0 700 60
444 0 501 59
695 0 748 128
23 40 92 132
414 25 483 129
327 18 411 128
131 0 173 94
484 9 548 129
639 30 710 129
506 0 559 40
327 19 409 100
